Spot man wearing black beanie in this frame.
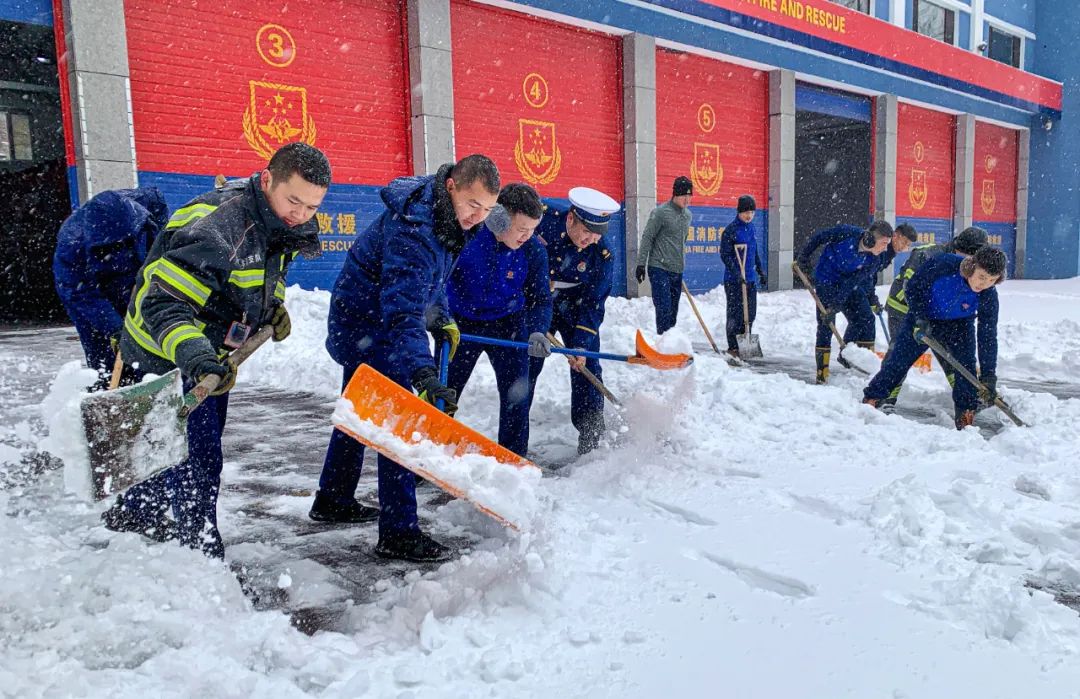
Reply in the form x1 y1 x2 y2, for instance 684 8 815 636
635 176 694 333
720 194 766 357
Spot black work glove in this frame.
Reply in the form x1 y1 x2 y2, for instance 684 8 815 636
635 265 646 284
411 366 458 416
868 294 882 315
527 332 552 358
270 304 291 342
425 309 460 360
189 355 237 396
912 320 931 344
978 373 998 403
820 308 837 326
756 270 767 290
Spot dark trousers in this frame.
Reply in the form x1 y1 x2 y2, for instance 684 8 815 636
317 355 420 535
120 380 230 558
447 315 532 457
880 309 949 401
816 287 875 350
724 279 757 351
527 312 605 441
865 316 978 413
648 266 682 335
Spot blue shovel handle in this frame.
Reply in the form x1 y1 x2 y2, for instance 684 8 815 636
436 341 451 411
459 333 630 363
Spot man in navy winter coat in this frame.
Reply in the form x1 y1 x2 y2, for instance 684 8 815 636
796 220 894 383
53 187 169 389
312 155 501 563
526 187 620 456
446 183 552 458
719 195 766 358
863 246 1006 429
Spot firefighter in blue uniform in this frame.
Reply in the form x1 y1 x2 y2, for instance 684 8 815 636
527 187 620 455
102 143 329 558
859 223 917 343
446 183 552 458
863 246 1006 429
719 195 766 358
311 154 501 563
52 187 169 389
796 220 894 383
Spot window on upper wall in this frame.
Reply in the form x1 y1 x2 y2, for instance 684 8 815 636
987 25 1022 68
913 0 955 45
827 0 871 14
0 112 33 161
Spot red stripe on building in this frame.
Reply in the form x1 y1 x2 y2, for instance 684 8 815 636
655 48 768 207
450 0 624 200
51 0 74 167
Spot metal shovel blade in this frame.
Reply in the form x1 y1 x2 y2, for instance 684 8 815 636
736 332 763 359
79 369 188 501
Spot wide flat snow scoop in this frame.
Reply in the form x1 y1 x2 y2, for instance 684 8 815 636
733 243 763 358
79 326 273 501
335 363 540 530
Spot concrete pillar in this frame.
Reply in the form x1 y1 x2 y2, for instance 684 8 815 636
953 113 976 234
768 69 796 291
61 0 137 202
407 0 455 174
622 33 657 298
873 94 898 284
1014 127 1030 278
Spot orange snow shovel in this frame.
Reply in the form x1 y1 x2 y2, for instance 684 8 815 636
335 363 540 530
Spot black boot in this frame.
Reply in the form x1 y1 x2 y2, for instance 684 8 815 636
308 490 380 523
815 347 831 385
374 530 451 563
576 411 605 455
101 495 176 543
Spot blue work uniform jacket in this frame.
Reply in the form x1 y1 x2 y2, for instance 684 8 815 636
536 205 614 350
326 163 468 381
906 254 999 375
798 225 882 308
53 187 169 338
719 216 764 283
446 224 552 336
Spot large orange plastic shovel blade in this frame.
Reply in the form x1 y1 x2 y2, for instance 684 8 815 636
336 364 539 530
626 330 694 370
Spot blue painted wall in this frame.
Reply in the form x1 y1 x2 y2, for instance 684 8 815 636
1025 1 1080 278
984 0 1035 32
683 207 768 293
873 0 889 22
1 0 52 25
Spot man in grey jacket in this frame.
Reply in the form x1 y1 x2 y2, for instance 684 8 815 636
635 176 694 333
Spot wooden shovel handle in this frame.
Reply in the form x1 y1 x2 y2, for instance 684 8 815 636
545 332 621 406
184 325 274 414
681 282 722 355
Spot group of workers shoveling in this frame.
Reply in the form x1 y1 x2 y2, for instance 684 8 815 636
54 142 1015 571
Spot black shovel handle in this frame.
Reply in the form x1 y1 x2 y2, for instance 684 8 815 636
920 333 1025 427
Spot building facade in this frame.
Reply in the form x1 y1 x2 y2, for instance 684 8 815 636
1 0 1075 317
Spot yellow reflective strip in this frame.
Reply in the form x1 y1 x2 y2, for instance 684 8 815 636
574 325 598 336
274 281 286 300
124 315 170 361
165 204 218 230
131 260 161 328
161 324 203 362
229 269 265 289
886 296 909 314
153 259 211 305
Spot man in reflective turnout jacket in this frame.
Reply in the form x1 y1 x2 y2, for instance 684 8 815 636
526 187 620 456
52 187 169 389
864 246 1006 429
103 143 329 559
446 183 552 458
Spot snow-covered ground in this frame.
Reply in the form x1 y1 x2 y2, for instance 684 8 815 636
3 278 1080 698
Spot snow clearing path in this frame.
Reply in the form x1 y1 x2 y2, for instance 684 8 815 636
3 279 1080 698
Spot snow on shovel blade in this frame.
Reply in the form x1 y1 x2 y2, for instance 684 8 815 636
335 364 541 530
79 369 188 501
736 332 762 359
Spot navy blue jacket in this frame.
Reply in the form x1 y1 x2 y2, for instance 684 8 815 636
447 224 552 335
53 187 169 337
798 225 882 307
906 253 998 374
719 216 764 283
536 204 614 349
326 164 467 380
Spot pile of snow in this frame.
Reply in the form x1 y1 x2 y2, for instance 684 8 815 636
37 361 97 499
4 277 1080 696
